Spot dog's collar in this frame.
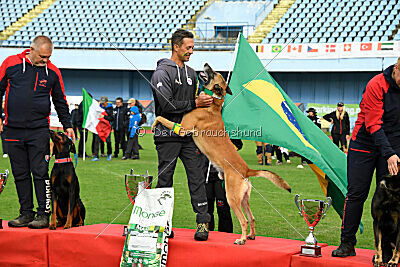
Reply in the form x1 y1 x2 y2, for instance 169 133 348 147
202 86 223 100
55 157 72 164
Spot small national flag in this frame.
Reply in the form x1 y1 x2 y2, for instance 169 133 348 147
325 44 336 52
343 44 351 52
82 88 112 142
288 45 302 53
255 45 264 53
307 46 318 52
360 43 372 51
378 42 394 51
272 45 282 53
222 34 353 229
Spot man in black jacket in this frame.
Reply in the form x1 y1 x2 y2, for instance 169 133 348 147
92 96 114 161
323 102 350 151
113 97 127 158
0 36 74 228
332 58 400 257
151 29 213 241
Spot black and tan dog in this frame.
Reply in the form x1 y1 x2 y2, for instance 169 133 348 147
49 130 85 229
152 63 291 245
372 170 400 267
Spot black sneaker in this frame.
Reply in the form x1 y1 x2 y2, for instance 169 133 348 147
8 213 35 227
131 155 140 160
332 239 356 257
194 223 209 241
121 156 128 160
28 214 49 229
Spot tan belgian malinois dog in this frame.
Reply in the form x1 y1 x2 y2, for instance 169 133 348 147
152 63 291 245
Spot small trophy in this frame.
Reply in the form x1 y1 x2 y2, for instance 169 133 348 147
294 194 332 257
125 169 153 205
0 170 9 229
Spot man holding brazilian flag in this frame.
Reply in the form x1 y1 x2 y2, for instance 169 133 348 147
222 34 358 236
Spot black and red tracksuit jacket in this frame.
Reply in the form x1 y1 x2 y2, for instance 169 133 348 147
0 49 71 129
351 64 400 159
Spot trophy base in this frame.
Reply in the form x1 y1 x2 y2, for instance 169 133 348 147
0 219 2 229
300 244 322 257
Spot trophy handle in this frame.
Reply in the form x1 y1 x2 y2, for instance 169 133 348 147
294 194 302 216
322 197 332 219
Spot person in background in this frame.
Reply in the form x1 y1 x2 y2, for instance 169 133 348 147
255 142 271 165
298 107 321 168
122 105 140 160
204 139 243 233
76 100 89 158
323 102 350 152
276 146 290 165
92 96 114 161
113 97 128 158
70 104 79 140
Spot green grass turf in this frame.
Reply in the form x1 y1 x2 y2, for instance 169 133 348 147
0 132 376 249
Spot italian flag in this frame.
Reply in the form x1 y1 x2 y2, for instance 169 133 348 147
82 88 111 142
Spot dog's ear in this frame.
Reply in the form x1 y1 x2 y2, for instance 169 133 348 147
225 85 232 95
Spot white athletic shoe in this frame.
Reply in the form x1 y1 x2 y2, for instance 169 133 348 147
297 164 304 169
271 156 276 160
287 160 291 164
2 154 8 158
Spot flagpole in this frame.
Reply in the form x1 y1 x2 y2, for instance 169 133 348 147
226 33 241 85
83 128 86 161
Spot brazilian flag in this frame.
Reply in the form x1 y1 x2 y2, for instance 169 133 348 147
222 34 359 231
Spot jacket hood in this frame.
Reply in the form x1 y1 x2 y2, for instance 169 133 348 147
383 65 400 91
18 49 51 75
156 58 178 68
130 106 139 114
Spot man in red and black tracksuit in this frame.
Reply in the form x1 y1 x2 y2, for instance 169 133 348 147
0 36 74 229
332 58 400 257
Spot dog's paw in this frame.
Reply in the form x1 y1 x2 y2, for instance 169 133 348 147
247 234 255 240
64 224 72 229
49 224 57 230
387 259 399 267
234 239 246 245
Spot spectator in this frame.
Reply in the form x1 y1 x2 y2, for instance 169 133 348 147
92 96 114 161
255 141 271 165
113 97 128 158
276 146 290 165
0 36 74 228
71 104 79 139
76 100 89 158
298 107 321 168
150 29 213 241
122 106 140 160
323 102 350 151
204 139 243 233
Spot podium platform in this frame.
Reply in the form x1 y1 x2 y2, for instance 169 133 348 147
0 220 374 267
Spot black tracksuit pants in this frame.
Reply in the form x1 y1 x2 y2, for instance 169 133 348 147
1 127 8 154
77 126 88 156
332 133 347 150
5 127 51 216
93 134 111 157
114 129 126 157
125 133 139 158
341 139 390 245
206 177 233 233
155 141 210 223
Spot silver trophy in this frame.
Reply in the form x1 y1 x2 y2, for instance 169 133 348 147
294 194 332 257
0 170 9 229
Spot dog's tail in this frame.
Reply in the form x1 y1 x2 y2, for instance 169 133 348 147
247 169 291 193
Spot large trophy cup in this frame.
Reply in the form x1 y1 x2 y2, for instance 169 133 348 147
294 194 332 257
0 170 9 229
125 169 153 205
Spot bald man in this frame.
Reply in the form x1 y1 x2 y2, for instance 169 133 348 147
0 35 74 229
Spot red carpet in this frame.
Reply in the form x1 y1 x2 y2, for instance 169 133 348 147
0 220 374 267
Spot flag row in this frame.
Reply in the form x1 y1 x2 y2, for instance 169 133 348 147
250 41 400 59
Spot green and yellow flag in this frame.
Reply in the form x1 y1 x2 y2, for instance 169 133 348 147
222 34 352 228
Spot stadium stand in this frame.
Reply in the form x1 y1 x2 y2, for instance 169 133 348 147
258 0 400 44
1 0 209 49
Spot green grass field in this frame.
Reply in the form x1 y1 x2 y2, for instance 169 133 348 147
0 132 376 249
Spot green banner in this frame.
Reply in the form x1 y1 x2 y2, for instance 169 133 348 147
307 103 360 118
